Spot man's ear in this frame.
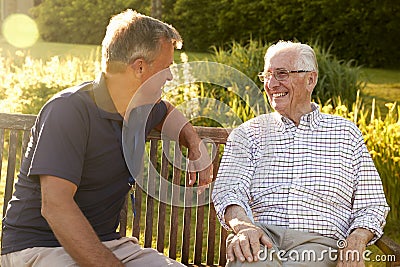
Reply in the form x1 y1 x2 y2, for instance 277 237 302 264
130 58 144 77
306 71 317 93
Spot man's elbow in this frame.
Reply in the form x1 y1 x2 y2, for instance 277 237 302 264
41 197 56 222
40 194 71 223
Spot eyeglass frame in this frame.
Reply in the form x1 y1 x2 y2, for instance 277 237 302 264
258 68 312 82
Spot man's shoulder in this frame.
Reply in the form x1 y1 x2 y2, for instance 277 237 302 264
319 112 362 138
238 113 276 129
40 81 94 113
229 113 276 140
320 112 359 129
50 81 93 103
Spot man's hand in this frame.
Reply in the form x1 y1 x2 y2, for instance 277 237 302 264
336 228 373 267
225 205 273 263
187 138 213 187
227 222 273 263
156 101 213 188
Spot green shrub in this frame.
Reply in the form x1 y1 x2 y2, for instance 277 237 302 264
31 0 400 67
0 51 100 114
164 0 400 67
313 44 365 106
31 0 150 45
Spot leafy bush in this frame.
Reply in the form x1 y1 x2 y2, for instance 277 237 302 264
0 51 100 114
31 0 150 45
164 0 400 68
31 0 400 67
313 44 365 106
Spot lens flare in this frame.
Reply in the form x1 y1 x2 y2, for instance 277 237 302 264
2 14 39 48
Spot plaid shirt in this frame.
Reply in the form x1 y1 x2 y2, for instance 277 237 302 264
212 104 389 244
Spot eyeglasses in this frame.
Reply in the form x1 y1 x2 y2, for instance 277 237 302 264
258 69 312 82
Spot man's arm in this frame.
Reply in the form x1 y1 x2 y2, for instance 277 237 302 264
40 175 123 267
224 204 272 263
337 228 374 267
155 101 212 186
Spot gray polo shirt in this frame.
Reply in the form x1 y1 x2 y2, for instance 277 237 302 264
2 73 167 254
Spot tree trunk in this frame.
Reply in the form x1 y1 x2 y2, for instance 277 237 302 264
151 0 162 19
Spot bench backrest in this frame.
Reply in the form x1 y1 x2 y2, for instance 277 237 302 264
0 112 229 266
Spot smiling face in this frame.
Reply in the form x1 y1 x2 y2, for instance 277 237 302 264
264 48 316 123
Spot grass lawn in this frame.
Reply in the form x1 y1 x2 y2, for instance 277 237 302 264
0 38 212 62
360 68 400 114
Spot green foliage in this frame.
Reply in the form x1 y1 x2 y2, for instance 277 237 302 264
211 39 267 83
32 0 400 67
163 0 400 67
30 0 150 45
163 0 224 51
313 44 365 106
0 51 100 114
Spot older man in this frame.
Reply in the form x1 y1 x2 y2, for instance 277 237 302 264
212 41 389 267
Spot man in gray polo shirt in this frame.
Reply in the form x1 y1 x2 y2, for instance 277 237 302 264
1 10 212 266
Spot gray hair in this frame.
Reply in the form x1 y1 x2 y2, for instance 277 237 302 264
264 41 318 79
101 9 182 73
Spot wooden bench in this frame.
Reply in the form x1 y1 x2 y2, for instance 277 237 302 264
1 112 399 267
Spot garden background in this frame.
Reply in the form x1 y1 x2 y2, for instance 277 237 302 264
0 0 399 266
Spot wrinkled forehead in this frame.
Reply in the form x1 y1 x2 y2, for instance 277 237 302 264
264 48 298 70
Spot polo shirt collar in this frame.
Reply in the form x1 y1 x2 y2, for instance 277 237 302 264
92 73 123 121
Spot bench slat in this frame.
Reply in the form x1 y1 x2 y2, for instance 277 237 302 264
194 193 205 264
375 235 400 267
132 181 142 239
144 140 158 247
156 140 170 253
206 144 221 265
147 127 231 144
219 227 228 266
181 170 192 265
168 142 182 259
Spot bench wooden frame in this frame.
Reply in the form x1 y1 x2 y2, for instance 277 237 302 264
1 112 399 267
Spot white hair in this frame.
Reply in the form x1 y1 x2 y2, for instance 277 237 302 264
264 40 318 76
